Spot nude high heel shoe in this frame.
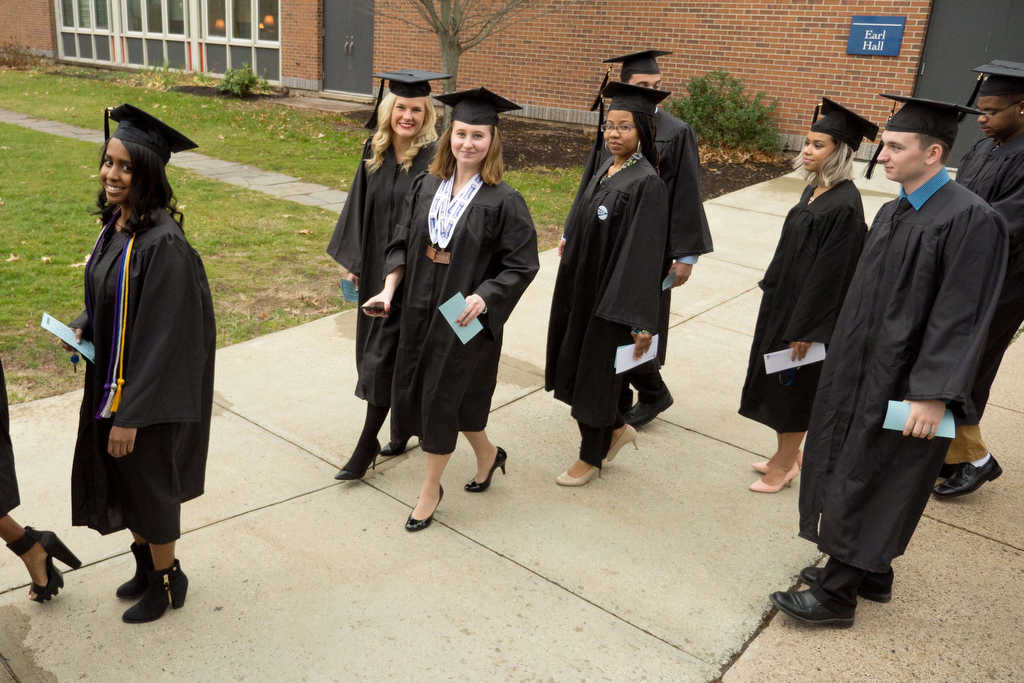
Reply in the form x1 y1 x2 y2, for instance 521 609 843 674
605 424 638 464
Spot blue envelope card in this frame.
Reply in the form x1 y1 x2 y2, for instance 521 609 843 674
439 292 483 345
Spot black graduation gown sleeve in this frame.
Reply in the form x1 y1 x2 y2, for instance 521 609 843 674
904 204 1010 410
657 115 713 258
326 138 371 275
112 230 216 428
475 190 540 336
781 204 865 344
595 174 670 331
382 171 422 276
0 358 19 517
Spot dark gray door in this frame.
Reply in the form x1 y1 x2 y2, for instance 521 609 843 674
914 0 1024 164
323 0 375 94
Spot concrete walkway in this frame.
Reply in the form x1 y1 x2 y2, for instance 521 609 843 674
0 108 348 213
1 114 1022 680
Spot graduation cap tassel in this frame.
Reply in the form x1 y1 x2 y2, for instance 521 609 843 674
865 102 897 179
962 74 985 117
104 107 111 141
364 80 386 131
589 66 611 113
811 103 821 125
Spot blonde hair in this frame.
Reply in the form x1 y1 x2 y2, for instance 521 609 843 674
794 136 854 188
429 123 504 185
366 92 439 174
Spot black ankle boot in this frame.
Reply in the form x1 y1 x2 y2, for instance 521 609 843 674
116 542 153 599
122 559 188 624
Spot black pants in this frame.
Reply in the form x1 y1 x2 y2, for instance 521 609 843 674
811 557 894 612
577 414 626 468
619 362 669 411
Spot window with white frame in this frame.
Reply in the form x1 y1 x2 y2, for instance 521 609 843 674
121 0 190 69
57 0 114 63
202 0 279 80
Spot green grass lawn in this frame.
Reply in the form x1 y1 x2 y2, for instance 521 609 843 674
0 65 577 245
0 122 345 402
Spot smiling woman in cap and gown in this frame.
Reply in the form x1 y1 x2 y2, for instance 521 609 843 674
362 87 539 531
566 50 713 430
739 98 877 494
69 103 215 623
933 60 1024 498
769 94 1007 627
327 69 448 481
545 81 669 486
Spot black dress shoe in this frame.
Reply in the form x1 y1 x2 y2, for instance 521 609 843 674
933 456 1002 498
623 391 674 428
799 566 892 603
770 589 854 627
379 438 413 457
122 559 188 624
938 462 962 479
465 447 507 493
405 485 443 532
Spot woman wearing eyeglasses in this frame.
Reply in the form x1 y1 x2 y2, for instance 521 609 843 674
545 82 670 486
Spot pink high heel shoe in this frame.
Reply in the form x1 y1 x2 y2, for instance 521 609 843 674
752 450 803 474
749 461 800 493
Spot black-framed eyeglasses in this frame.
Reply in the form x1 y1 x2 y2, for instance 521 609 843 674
600 123 636 133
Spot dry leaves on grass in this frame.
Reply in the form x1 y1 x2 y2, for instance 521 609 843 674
699 144 788 166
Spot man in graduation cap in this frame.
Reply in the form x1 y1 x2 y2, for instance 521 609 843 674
564 49 713 428
769 95 1008 626
932 60 1024 499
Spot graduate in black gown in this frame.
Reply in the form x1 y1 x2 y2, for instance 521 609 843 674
770 95 1007 627
934 61 1024 498
739 99 876 494
1 358 82 602
546 82 669 486
69 104 216 623
327 70 448 480
363 88 539 531
563 50 713 429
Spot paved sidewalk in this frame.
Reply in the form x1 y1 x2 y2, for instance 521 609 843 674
1 111 1021 681
0 107 348 213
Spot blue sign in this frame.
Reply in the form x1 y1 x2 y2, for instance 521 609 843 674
847 15 906 56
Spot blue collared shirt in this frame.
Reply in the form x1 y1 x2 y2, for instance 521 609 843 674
898 169 950 210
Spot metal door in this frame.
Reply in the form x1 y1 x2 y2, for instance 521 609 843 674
914 0 1024 164
323 0 375 94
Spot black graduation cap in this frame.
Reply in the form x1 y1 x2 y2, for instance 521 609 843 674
603 49 671 81
974 60 1024 98
104 103 197 164
603 81 670 116
365 69 451 130
810 97 879 151
864 94 983 178
434 87 520 126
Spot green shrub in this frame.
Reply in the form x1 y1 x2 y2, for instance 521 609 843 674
669 70 781 153
217 63 266 98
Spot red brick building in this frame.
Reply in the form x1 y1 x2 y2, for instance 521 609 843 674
5 1 1020 157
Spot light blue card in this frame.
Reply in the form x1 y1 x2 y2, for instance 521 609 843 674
439 292 483 345
882 400 955 439
340 278 359 303
40 312 95 363
661 274 675 291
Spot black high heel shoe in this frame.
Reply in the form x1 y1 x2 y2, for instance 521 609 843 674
335 438 381 480
464 447 507 493
379 438 412 457
6 526 82 603
405 485 443 532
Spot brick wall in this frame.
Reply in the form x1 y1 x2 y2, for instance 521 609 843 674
372 0 932 141
0 0 56 55
281 0 323 87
